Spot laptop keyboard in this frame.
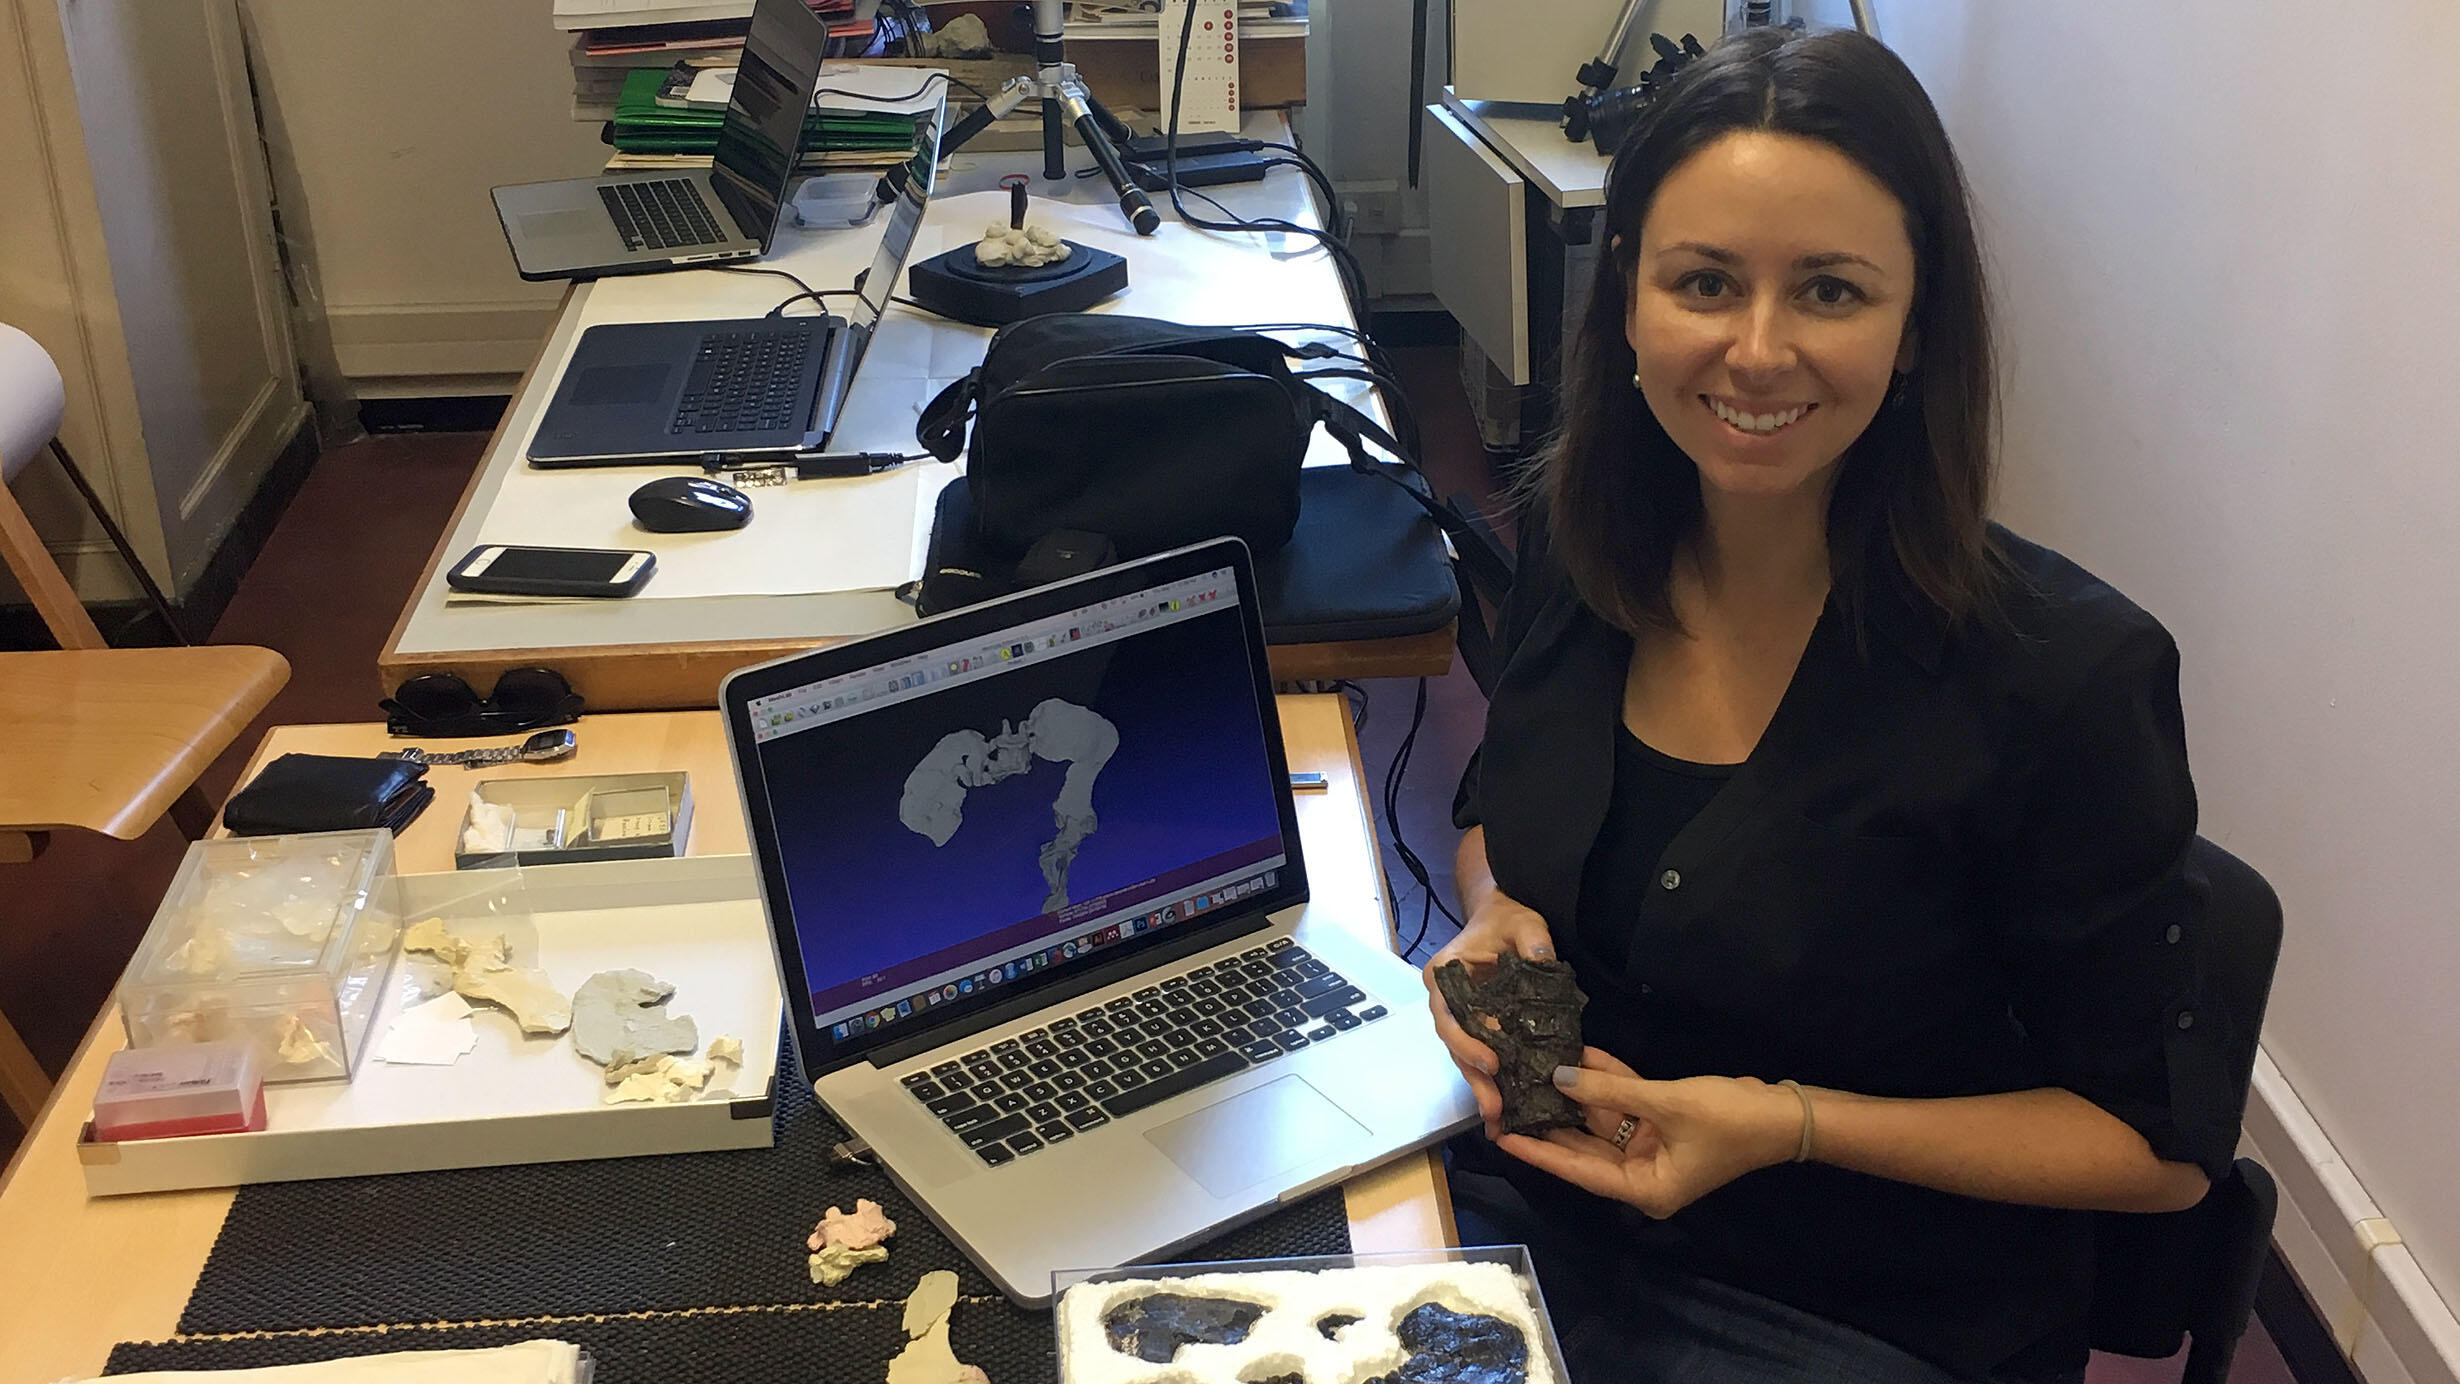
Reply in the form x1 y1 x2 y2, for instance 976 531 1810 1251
671 326 816 435
598 179 728 251
898 939 1390 1167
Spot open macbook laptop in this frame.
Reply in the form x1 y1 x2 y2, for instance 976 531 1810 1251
721 540 1478 1304
492 0 828 281
523 103 940 468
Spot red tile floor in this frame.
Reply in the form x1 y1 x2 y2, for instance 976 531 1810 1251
0 351 2297 1383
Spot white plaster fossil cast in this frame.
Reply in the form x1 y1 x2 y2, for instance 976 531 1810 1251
807 1198 898 1285
888 1269 990 1384
570 969 699 1068
975 222 1073 269
602 1035 745 1105
898 698 1119 910
402 917 572 1035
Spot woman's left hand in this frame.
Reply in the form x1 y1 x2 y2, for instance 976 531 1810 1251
1498 1048 1807 1219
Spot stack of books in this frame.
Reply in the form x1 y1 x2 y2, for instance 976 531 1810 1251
562 0 873 121
604 63 927 171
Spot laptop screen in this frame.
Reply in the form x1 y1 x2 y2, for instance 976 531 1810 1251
852 103 941 333
710 0 831 245
728 545 1307 1072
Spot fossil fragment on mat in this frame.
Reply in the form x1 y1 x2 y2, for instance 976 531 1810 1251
809 1241 890 1285
806 1196 897 1284
888 1269 991 1384
811 1198 898 1252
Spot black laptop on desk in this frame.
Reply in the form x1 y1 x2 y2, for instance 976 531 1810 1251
524 107 940 469
491 0 828 281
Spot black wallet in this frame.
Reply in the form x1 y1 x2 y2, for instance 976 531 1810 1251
221 754 435 837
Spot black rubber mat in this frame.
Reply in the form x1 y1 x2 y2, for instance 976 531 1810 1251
118 1075 1350 1381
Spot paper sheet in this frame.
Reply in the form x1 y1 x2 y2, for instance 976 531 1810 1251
375 992 481 1066
687 61 950 114
91 1339 582 1384
463 462 944 603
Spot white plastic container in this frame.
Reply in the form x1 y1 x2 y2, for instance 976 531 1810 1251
791 172 881 227
118 829 402 1083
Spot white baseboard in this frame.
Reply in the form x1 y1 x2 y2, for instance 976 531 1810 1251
2244 1048 2460 1384
327 300 560 382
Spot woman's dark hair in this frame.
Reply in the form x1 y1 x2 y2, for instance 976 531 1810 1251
1535 26 1999 635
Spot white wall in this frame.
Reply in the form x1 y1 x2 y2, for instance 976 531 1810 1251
3 0 304 602
1884 0 2460 1315
57 0 302 587
240 0 614 386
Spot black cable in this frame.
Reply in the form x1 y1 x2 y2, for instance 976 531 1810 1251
1382 676 1462 962
1162 0 1366 316
809 70 993 106
1331 678 1371 737
767 288 860 317
941 73 994 104
1247 143 1344 237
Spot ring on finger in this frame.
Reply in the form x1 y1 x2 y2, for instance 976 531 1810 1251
1609 1115 1639 1151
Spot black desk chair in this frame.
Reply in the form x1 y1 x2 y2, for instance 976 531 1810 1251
2085 837 2285 1383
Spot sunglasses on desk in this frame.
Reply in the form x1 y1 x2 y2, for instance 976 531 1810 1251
382 667 584 738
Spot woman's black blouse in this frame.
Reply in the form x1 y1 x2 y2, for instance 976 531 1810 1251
1454 525 2238 1380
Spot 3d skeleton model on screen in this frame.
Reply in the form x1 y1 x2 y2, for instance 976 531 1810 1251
899 699 1120 911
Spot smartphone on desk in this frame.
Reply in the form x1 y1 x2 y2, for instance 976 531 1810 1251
446 544 655 598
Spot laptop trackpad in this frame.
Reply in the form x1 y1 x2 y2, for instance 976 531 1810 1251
1145 1076 1368 1199
521 208 608 242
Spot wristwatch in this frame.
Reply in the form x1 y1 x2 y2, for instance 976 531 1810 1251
385 729 578 767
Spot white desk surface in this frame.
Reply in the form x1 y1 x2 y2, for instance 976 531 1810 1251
1439 86 1610 210
389 112 1376 660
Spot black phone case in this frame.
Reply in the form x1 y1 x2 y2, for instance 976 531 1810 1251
446 545 656 598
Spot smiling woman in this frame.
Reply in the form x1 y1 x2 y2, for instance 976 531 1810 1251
1542 26 1997 640
1430 26 2237 1384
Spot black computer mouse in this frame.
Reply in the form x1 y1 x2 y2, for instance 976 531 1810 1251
629 476 752 532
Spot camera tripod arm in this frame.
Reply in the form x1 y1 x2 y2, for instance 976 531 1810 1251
1059 86 1161 235
874 75 1035 205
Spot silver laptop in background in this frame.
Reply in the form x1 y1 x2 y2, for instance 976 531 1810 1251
720 540 1479 1304
492 0 828 281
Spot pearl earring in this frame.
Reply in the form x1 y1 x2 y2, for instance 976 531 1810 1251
1632 371 1643 390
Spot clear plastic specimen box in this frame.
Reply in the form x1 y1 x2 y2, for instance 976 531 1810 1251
1052 1245 1571 1384
119 829 403 1083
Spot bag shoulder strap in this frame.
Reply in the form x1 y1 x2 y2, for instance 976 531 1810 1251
916 370 980 462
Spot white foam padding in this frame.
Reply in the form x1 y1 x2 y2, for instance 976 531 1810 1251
1056 1260 1559 1384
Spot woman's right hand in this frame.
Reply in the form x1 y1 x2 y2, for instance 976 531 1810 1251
1423 888 1557 1140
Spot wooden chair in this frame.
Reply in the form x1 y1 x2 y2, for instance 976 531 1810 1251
0 323 290 1128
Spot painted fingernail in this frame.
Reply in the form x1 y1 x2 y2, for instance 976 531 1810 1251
1551 1064 1580 1088
1527 945 1555 961
1479 1055 1499 1075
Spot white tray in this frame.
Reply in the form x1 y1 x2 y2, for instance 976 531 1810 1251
79 854 785 1197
